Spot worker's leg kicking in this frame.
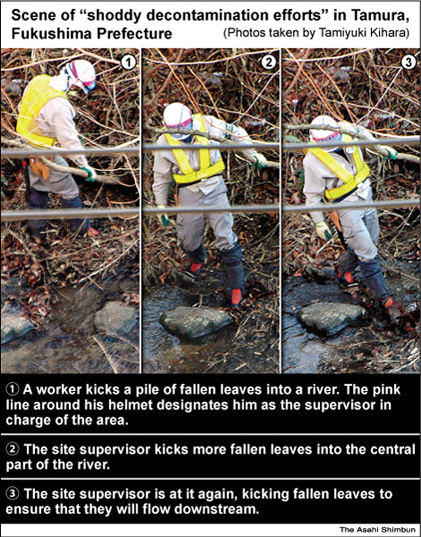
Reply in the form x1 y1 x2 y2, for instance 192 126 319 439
176 182 245 306
206 182 245 307
176 187 207 280
339 205 403 323
339 206 386 298
61 194 90 234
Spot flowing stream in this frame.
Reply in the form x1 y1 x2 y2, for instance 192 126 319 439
282 268 419 374
1 279 139 374
142 285 236 374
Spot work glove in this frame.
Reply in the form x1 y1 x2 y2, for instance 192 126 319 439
81 165 97 182
379 145 398 160
316 222 333 242
250 150 267 169
157 205 170 227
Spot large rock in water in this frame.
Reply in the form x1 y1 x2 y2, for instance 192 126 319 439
94 301 138 337
297 302 365 336
1 314 35 344
160 306 233 339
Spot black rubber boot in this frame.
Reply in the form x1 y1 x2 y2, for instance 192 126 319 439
184 243 207 264
220 243 245 306
359 256 390 302
183 244 207 281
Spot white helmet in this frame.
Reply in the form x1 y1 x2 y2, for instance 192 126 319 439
61 60 96 95
310 115 342 152
163 102 193 140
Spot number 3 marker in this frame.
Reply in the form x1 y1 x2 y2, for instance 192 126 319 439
401 54 417 70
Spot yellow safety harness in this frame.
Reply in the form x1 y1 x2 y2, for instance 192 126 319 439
164 114 225 185
306 134 370 201
17 75 68 148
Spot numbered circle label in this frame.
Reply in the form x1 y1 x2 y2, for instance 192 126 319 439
6 487 20 501
261 54 277 70
6 442 20 456
6 382 20 396
401 54 417 70
121 54 137 71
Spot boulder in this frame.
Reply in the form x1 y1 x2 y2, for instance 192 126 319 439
94 301 138 337
1 314 35 344
297 302 365 336
160 306 233 339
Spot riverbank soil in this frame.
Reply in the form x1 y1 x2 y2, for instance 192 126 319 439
281 48 420 374
142 49 280 374
1 48 140 374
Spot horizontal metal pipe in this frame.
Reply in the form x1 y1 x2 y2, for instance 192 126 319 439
1 146 140 158
1 198 419 222
2 136 419 158
145 199 420 214
144 143 280 151
1 143 278 158
143 136 420 151
283 136 420 151
1 208 139 222
143 204 279 215
282 199 420 213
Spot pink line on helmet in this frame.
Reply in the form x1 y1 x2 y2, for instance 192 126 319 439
312 131 341 143
166 117 192 128
70 61 78 79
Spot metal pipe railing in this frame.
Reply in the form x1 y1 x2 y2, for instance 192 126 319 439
2 198 419 222
2 135 419 158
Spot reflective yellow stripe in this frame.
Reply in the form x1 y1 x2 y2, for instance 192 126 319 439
17 75 68 148
324 162 370 200
164 113 225 184
308 147 355 182
173 159 225 184
350 134 365 171
305 135 370 201
163 134 194 175
194 115 212 171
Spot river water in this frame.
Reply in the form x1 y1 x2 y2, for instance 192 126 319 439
281 276 360 374
1 279 139 375
282 268 419 374
2 267 417 375
142 285 237 374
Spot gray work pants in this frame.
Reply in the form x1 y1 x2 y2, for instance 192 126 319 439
176 180 245 290
176 180 237 252
29 156 80 200
338 189 379 265
28 156 89 236
337 188 390 302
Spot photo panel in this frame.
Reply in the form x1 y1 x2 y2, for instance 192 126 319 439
281 48 420 374
142 48 280 374
1 48 140 374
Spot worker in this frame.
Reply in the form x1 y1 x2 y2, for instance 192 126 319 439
153 102 267 308
303 115 403 324
16 59 99 243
